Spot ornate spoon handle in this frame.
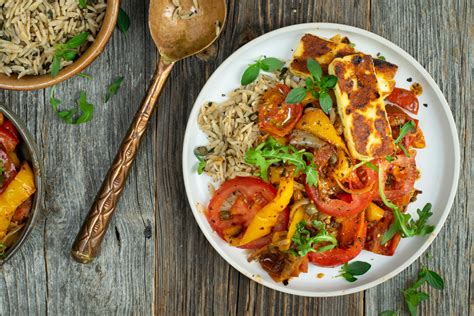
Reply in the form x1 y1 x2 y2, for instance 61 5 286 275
71 59 174 263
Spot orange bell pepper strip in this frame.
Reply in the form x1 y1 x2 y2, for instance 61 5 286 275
239 176 294 246
296 109 348 154
0 162 36 238
280 206 305 251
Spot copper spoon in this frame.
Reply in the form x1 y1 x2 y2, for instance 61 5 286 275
71 0 227 263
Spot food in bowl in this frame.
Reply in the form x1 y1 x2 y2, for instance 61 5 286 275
0 113 36 258
0 0 106 78
195 33 433 284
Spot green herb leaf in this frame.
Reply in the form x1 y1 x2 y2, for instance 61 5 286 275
260 57 285 72
319 90 332 114
195 154 206 175
409 203 435 236
77 73 93 80
342 272 357 282
320 75 338 89
64 32 89 49
285 87 307 104
385 155 395 162
290 220 338 256
75 91 94 124
339 261 371 282
51 54 61 78
0 242 6 258
394 120 416 144
424 268 444 289
62 49 77 61
50 89 94 125
379 311 397 316
307 58 322 81
245 137 318 186
305 77 314 89
398 143 410 157
117 8 130 35
79 0 87 9
378 55 386 61
105 76 125 103
241 64 260 85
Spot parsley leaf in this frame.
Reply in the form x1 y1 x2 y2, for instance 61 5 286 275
339 261 371 282
241 57 285 85
284 58 337 114
244 137 318 186
403 266 444 316
117 8 130 35
290 220 337 256
105 76 124 103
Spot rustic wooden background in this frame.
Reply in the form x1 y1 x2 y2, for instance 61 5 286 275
0 0 471 315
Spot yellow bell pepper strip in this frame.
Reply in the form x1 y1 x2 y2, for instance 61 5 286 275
0 162 36 238
239 176 294 246
366 202 385 222
333 149 351 180
296 108 348 154
280 207 305 251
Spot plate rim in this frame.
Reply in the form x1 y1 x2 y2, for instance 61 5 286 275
182 22 460 297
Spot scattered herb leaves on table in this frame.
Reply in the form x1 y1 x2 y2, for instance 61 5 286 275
403 266 444 316
50 87 95 125
117 8 131 35
241 57 285 85
284 58 338 114
105 76 125 103
245 136 318 186
338 261 371 282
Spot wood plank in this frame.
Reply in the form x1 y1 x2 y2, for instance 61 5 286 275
0 1 156 314
365 0 472 315
154 0 370 315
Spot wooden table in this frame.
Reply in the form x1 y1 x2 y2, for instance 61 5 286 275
0 0 471 315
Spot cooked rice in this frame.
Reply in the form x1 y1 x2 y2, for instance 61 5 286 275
0 0 107 78
198 70 303 183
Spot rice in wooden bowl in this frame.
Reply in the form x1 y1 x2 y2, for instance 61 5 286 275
0 0 120 90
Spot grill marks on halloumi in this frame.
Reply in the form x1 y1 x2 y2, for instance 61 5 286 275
290 33 398 98
329 53 395 160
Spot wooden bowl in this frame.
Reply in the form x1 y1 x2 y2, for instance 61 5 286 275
0 0 120 91
0 104 43 264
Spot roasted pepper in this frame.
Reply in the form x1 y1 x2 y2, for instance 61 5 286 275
0 162 36 238
239 176 294 246
366 202 385 222
280 206 305 251
296 109 348 153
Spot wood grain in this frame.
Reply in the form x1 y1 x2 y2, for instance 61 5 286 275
0 0 471 315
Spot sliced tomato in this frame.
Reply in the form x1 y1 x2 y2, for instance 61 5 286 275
386 87 419 114
305 166 376 217
308 211 367 267
238 208 289 249
207 177 276 242
0 146 17 193
258 84 304 137
373 155 417 201
365 209 401 256
2 120 19 140
386 105 425 149
0 125 19 152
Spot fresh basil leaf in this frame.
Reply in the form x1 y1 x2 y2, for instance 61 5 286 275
344 261 371 276
342 272 357 282
65 32 89 49
285 87 307 104
260 57 285 72
241 64 260 85
51 54 61 78
319 90 332 114
379 311 397 316
105 76 125 103
311 90 320 99
117 8 130 35
62 49 77 61
75 91 94 124
424 269 444 289
307 58 322 81
305 77 314 89
321 75 338 89
79 0 87 9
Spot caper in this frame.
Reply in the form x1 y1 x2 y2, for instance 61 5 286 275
304 203 318 216
219 211 232 220
194 146 209 156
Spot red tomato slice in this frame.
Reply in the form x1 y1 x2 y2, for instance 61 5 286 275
0 125 19 152
308 211 367 267
2 120 19 140
0 147 17 193
207 177 276 241
258 84 304 137
365 209 401 256
386 87 419 114
373 155 417 201
386 105 425 149
305 166 376 217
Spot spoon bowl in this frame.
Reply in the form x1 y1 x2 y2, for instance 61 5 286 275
71 0 227 263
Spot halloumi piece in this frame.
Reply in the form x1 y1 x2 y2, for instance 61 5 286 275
290 34 398 98
328 53 395 160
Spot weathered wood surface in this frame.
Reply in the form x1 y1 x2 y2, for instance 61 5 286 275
0 0 471 315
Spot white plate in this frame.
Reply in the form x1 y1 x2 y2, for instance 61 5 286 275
182 23 460 297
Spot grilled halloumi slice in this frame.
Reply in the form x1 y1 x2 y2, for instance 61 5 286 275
328 53 395 160
290 34 398 98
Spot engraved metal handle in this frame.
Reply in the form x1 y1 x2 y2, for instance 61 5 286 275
71 59 175 263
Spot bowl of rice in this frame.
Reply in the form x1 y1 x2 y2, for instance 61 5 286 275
0 0 120 91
